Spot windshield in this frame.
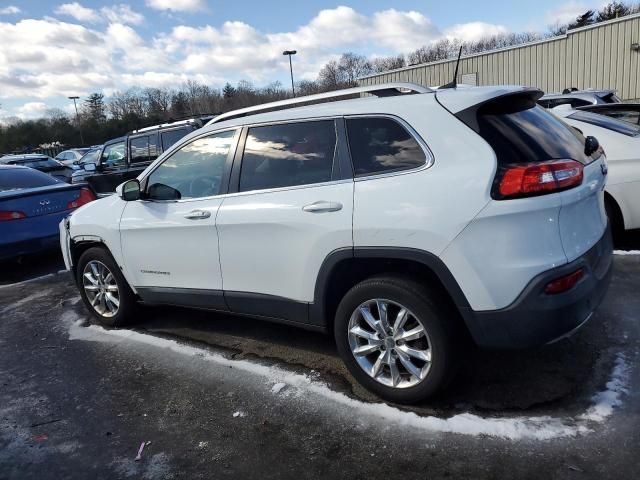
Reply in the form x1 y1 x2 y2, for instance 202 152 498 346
568 110 640 137
79 149 100 164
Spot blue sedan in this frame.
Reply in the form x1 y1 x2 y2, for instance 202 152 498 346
0 165 96 260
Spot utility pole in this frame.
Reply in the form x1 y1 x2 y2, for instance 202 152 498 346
68 96 84 145
282 50 297 97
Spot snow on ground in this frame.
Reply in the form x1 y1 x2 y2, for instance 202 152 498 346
66 316 632 442
614 250 640 255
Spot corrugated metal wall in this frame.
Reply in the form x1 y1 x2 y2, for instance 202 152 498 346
359 14 640 100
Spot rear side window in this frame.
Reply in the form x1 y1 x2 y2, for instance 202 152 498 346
471 96 597 166
161 127 191 150
130 135 150 164
568 110 640 137
0 168 59 191
239 120 336 192
346 117 426 176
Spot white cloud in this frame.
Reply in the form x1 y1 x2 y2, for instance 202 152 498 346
54 2 144 26
15 102 50 119
54 2 99 23
0 5 20 15
101 4 144 26
0 6 509 117
145 0 207 12
444 21 509 42
546 1 588 26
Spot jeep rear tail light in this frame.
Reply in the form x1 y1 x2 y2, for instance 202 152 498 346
0 211 26 221
67 187 96 209
494 160 584 199
544 268 585 295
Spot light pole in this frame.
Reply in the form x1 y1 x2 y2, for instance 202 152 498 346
68 96 84 145
282 50 297 97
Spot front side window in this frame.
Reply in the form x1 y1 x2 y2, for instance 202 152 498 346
346 117 426 176
101 142 126 168
145 130 235 200
239 120 336 192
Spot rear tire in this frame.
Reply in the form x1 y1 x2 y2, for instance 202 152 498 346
76 247 136 327
334 275 458 404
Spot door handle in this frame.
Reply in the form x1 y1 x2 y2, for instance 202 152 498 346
302 201 343 213
184 209 211 220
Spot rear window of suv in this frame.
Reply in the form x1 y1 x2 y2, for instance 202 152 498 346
346 117 426 176
470 95 598 166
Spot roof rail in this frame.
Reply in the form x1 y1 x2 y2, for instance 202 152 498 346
207 82 432 125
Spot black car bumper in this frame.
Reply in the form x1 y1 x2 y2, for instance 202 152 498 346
464 226 613 349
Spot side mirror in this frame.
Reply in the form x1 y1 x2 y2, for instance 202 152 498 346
585 136 600 156
118 179 141 201
83 163 96 172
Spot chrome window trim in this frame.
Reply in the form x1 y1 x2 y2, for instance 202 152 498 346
344 113 435 182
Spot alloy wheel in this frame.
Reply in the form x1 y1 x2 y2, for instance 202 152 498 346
82 260 120 318
347 299 432 389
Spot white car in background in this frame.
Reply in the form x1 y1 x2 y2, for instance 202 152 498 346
553 106 640 234
55 148 92 166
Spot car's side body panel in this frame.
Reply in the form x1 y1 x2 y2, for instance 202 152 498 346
217 181 354 303
560 115 640 230
350 96 495 257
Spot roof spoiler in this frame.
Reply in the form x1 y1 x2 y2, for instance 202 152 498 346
441 88 544 133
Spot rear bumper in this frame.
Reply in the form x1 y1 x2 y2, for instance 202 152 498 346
0 235 60 261
464 225 613 349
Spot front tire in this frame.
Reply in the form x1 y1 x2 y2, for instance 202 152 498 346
77 247 136 327
334 275 457 404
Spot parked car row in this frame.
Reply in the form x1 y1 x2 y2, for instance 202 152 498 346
60 83 613 404
73 118 211 195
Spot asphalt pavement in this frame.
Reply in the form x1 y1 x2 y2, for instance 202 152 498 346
0 247 639 479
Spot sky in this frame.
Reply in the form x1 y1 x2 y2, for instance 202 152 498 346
0 0 612 120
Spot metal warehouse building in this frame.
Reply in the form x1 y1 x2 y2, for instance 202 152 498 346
359 13 640 100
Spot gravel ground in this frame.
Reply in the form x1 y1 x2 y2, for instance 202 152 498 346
0 254 639 479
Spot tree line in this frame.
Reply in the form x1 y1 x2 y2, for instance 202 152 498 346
0 1 637 154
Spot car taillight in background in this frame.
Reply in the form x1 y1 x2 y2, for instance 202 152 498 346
494 159 584 200
0 211 27 221
67 187 96 209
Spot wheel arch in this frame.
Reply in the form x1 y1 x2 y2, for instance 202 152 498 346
311 247 478 340
604 190 625 232
69 237 128 287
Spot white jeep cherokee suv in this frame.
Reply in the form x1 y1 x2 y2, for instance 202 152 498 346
60 83 612 403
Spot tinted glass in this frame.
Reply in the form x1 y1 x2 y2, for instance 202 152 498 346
161 127 191 150
13 158 60 168
601 110 640 125
568 110 640 137
0 168 59 191
130 136 150 163
101 142 126 167
146 130 235 200
239 121 336 192
475 97 596 166
346 117 426 176
148 134 160 161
